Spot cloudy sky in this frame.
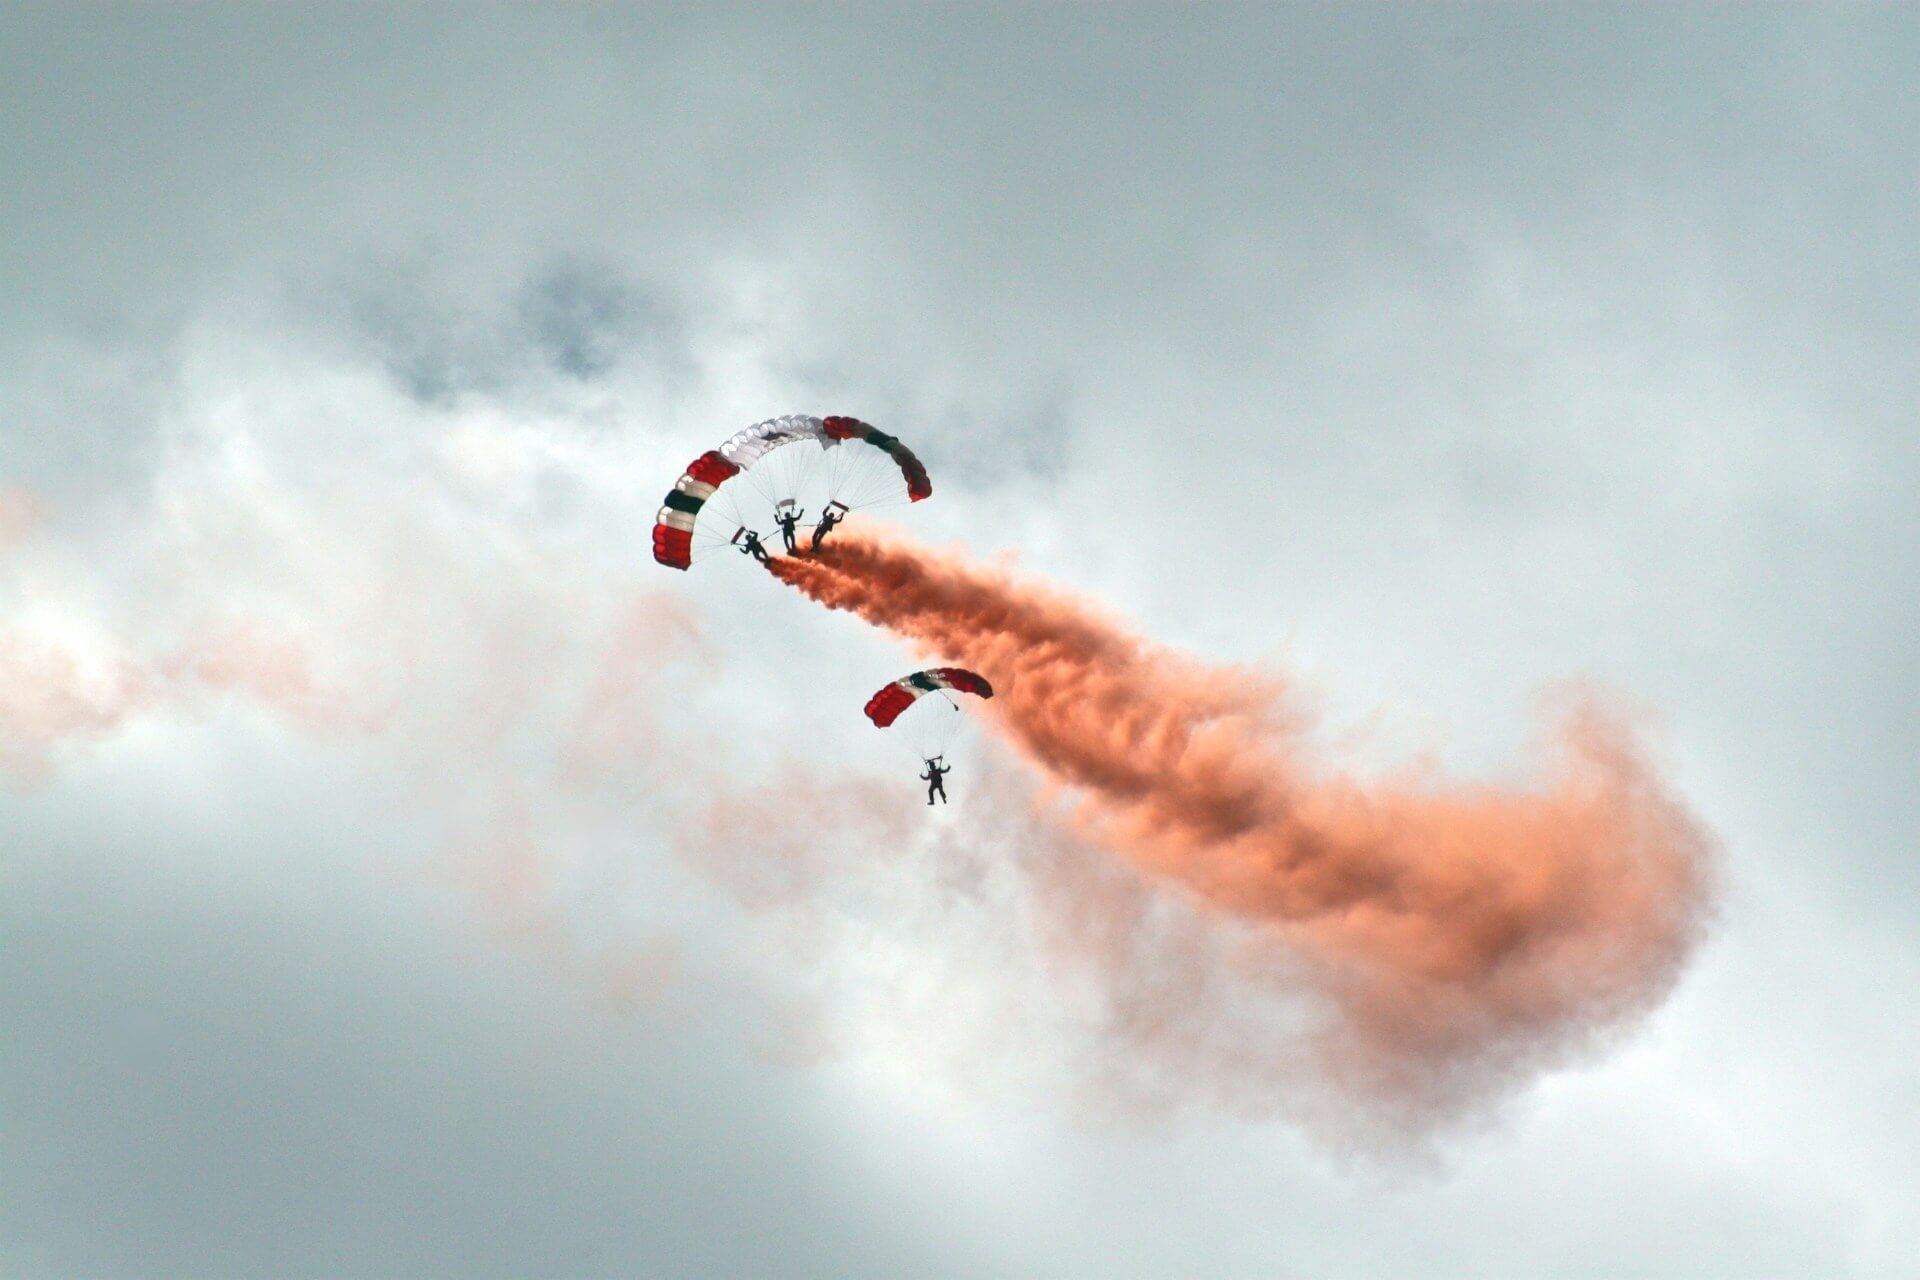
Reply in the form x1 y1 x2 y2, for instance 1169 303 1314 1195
3 5 1916 1277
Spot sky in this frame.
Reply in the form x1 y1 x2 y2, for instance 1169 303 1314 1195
3 5 1917 1277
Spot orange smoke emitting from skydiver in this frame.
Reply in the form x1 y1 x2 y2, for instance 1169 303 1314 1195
770 527 1718 1120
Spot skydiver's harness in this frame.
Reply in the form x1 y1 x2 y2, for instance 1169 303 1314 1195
733 528 771 562
811 501 848 546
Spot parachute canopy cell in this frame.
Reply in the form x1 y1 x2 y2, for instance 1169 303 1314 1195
864 668 994 728
652 415 930 569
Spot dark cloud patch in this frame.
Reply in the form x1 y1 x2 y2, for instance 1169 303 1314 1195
328 257 486 405
306 254 685 405
516 258 668 383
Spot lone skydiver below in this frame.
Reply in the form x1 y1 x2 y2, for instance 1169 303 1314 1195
738 529 771 565
921 757 950 805
810 505 845 552
773 506 805 554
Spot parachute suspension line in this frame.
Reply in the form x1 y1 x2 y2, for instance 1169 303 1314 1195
707 486 750 548
831 457 876 511
743 457 782 514
849 446 906 508
811 437 908 515
820 441 857 508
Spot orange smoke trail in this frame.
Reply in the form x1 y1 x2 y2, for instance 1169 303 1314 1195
771 528 1718 1120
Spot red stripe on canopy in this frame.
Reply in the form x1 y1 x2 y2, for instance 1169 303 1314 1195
651 525 693 569
863 683 917 728
685 450 740 487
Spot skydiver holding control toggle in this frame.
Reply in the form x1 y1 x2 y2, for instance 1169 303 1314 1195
921 756 950 805
773 505 805 554
737 529 772 565
810 504 845 552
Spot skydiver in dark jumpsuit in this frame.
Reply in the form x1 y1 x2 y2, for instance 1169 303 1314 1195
773 507 805 555
809 506 844 552
738 529 771 565
921 757 950 805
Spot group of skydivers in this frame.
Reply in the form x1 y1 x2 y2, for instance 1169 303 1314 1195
652 416 965 804
733 503 952 805
736 503 844 565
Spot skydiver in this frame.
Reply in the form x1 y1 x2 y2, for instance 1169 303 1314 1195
921 756 950 805
738 529 771 565
773 506 805 554
810 505 844 552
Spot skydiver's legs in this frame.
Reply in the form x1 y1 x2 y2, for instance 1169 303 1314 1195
780 527 796 554
811 514 841 552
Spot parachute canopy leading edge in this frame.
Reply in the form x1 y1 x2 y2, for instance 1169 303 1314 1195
653 415 930 569
864 668 994 728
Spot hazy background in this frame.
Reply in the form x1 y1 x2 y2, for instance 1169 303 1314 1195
3 6 1915 1277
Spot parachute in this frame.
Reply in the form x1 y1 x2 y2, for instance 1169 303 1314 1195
865 667 993 764
653 415 930 569
864 667 994 727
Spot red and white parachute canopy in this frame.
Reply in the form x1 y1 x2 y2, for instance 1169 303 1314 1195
864 668 994 728
652 415 931 569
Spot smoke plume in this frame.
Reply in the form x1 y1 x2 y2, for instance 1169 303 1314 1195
771 527 1719 1129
